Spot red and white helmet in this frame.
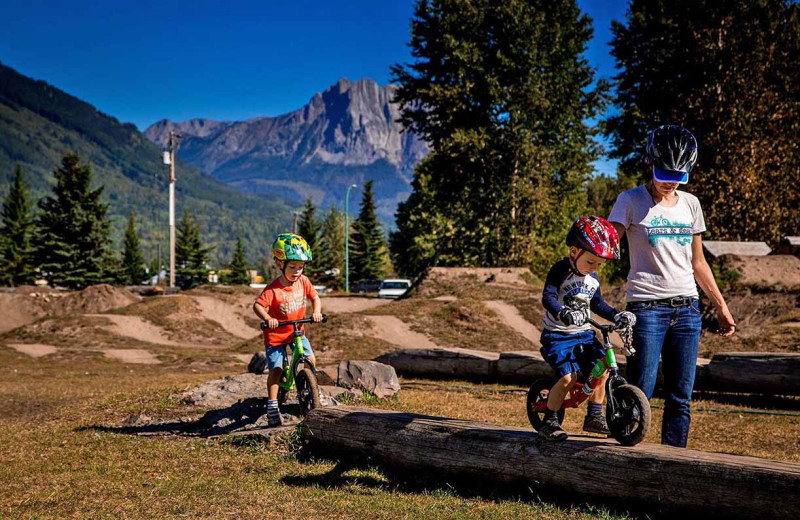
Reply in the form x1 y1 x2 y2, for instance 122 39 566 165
566 216 620 260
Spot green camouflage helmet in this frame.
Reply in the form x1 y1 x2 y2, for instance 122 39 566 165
271 233 312 262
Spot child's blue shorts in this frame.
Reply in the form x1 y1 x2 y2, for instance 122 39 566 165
539 329 605 378
265 336 313 370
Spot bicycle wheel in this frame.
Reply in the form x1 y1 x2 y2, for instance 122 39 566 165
526 379 564 432
295 367 321 415
607 384 651 446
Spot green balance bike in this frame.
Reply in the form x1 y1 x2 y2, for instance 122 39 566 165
526 317 652 446
260 314 327 415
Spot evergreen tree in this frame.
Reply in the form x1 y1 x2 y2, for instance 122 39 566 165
318 204 346 289
176 209 212 289
121 212 146 285
297 197 321 255
36 153 113 289
0 165 36 286
349 181 390 283
227 235 250 285
605 0 800 244
391 0 607 276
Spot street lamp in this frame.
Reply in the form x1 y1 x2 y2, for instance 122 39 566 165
344 183 357 293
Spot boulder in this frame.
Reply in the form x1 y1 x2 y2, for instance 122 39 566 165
337 360 401 398
248 351 267 374
316 365 339 386
179 374 269 408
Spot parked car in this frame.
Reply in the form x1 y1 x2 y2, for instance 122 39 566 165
352 279 382 294
378 279 412 299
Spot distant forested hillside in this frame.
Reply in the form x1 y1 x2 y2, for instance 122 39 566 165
0 61 293 266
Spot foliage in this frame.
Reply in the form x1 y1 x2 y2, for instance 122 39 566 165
121 212 147 285
317 204 345 289
176 209 212 289
349 181 391 283
226 235 251 285
35 154 114 289
0 165 36 285
390 0 607 277
0 61 293 266
297 197 321 256
605 0 800 245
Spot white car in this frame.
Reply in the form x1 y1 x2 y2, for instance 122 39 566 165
378 279 411 299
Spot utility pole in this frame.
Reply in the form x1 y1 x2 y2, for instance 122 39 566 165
292 211 302 234
166 131 181 288
344 184 357 293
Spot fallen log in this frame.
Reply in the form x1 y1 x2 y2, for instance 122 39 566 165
706 352 800 394
302 406 800 518
376 347 712 390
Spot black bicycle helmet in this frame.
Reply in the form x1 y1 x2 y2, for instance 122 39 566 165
646 125 697 184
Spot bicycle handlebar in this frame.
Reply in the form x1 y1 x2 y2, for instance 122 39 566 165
260 314 328 331
588 318 626 333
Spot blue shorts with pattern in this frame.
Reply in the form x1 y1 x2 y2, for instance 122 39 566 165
265 335 313 370
539 329 605 378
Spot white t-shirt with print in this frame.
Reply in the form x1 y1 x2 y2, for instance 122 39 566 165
608 185 706 302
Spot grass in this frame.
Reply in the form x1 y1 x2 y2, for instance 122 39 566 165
2 280 799 518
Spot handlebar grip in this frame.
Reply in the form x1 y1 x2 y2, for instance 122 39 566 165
259 314 328 330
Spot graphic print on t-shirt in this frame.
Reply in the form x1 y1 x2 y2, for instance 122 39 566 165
645 214 693 246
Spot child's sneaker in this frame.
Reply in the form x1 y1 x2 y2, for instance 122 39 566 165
538 417 568 441
582 414 610 435
266 399 282 427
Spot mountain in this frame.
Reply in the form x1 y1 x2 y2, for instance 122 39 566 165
0 61 293 265
144 78 429 224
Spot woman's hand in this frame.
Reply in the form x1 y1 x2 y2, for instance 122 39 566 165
716 307 736 337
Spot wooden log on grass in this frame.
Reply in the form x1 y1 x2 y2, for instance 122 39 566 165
302 406 800 518
377 347 710 390
706 352 800 394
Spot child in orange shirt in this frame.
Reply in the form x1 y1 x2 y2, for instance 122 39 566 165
253 233 322 426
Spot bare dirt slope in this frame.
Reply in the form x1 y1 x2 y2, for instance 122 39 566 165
717 254 800 290
364 315 441 349
485 300 541 348
190 295 259 339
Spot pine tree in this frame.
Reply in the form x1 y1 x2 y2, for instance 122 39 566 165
318 204 345 289
176 209 212 289
297 197 321 255
121 213 146 286
391 0 607 276
605 0 800 244
36 154 114 289
227 235 250 285
349 181 390 283
0 166 36 286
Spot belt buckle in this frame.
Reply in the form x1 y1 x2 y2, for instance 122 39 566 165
669 296 685 307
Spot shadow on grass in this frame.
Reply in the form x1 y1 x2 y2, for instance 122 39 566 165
282 453 659 520
693 391 800 411
77 398 303 437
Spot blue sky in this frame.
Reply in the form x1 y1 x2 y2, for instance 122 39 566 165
0 0 628 174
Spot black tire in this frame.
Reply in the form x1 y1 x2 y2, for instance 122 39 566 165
295 367 321 416
526 380 564 431
607 384 651 446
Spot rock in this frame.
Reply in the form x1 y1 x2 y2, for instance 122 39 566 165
248 352 267 374
320 385 362 402
179 374 269 409
316 365 339 386
337 360 400 398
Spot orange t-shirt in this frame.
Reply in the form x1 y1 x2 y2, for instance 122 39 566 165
255 275 318 346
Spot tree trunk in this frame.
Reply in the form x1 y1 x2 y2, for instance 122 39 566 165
302 406 800 518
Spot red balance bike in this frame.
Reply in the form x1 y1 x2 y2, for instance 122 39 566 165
526 316 651 446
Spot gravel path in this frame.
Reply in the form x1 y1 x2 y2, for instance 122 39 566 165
87 314 185 346
364 315 441 349
485 300 542 348
7 343 58 358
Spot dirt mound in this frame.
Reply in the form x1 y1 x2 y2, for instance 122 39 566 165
419 267 535 298
717 255 800 290
60 284 141 314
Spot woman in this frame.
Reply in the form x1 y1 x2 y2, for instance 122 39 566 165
607 124 736 447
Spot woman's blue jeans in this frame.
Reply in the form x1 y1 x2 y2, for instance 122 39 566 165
625 299 702 447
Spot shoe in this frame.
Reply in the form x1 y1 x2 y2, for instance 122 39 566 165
582 414 610 435
538 418 568 441
267 410 283 427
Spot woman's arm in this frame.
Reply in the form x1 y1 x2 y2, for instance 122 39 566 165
691 235 736 336
611 222 626 240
